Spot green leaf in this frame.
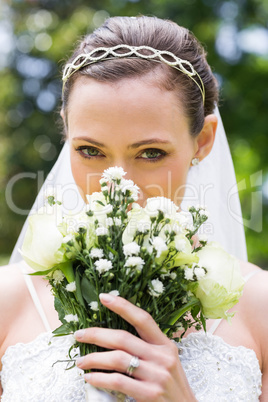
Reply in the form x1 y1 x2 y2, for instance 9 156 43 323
128 295 137 304
52 323 71 336
75 271 86 308
163 299 200 334
106 245 118 256
81 276 98 304
58 261 75 283
29 266 55 276
200 312 207 332
54 297 66 323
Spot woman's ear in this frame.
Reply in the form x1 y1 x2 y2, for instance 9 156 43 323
193 114 218 162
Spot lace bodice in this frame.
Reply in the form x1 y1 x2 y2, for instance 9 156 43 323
0 331 262 401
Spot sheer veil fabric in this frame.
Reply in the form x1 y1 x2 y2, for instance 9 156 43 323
9 107 247 264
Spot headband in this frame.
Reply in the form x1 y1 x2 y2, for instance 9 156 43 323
62 44 205 104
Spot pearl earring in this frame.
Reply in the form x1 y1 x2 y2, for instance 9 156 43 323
191 157 200 166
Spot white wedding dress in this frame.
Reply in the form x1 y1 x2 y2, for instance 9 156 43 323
0 271 262 402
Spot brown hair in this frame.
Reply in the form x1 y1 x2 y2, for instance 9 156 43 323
62 16 218 136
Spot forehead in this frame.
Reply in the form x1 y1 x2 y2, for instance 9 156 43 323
66 75 188 133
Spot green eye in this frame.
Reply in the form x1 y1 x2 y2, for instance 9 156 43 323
76 146 102 158
140 149 165 160
82 147 100 156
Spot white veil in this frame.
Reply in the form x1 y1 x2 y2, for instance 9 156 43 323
9 107 247 264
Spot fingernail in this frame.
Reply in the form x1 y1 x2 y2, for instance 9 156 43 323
74 329 85 340
84 373 91 382
76 356 85 367
99 293 115 303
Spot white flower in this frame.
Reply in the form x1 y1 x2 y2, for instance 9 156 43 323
106 217 114 227
96 227 109 236
194 242 245 319
148 279 165 297
199 234 208 242
52 269 65 285
125 256 145 271
109 290 120 296
184 267 194 281
175 322 184 331
114 218 121 226
44 186 62 204
86 192 107 212
101 186 109 193
62 234 74 244
89 248 104 259
176 211 193 230
89 301 99 311
102 166 126 182
137 220 150 233
175 238 186 252
104 204 113 214
123 242 141 257
151 236 168 258
170 272 177 280
65 314 79 323
20 206 65 271
200 210 209 218
66 281 76 292
120 179 140 201
145 197 178 217
95 259 113 274
194 266 206 280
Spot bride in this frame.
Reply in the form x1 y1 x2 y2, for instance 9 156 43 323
1 15 267 401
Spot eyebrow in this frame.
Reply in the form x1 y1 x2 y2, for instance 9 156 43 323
72 137 171 149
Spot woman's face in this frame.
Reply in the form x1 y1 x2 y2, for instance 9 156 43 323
66 76 204 206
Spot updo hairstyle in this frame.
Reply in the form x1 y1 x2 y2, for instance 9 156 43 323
62 16 219 136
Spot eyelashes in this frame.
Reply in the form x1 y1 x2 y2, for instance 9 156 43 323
75 145 167 162
75 146 103 158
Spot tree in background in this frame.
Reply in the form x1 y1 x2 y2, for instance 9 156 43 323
0 0 267 267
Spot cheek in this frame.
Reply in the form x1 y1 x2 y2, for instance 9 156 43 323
136 160 190 207
70 157 103 201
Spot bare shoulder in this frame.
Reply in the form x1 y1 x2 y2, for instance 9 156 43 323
238 260 268 316
238 260 268 394
0 263 27 343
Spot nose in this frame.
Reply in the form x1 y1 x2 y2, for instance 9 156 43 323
110 160 133 180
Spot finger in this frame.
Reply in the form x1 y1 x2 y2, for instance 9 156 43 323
75 327 157 360
76 350 155 380
84 372 162 402
99 293 170 345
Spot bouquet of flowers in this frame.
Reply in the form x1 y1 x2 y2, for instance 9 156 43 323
20 167 244 360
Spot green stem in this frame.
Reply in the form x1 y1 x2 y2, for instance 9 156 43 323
162 299 200 335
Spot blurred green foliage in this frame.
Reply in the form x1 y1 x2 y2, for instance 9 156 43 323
1 0 267 268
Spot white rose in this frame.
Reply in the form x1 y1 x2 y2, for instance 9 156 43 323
20 206 65 271
122 207 151 244
194 242 245 319
145 197 178 217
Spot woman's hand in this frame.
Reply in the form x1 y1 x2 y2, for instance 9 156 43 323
74 293 196 402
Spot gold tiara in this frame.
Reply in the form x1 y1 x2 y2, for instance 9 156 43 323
62 44 205 103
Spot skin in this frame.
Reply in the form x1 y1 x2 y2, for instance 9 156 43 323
65 76 216 206
1 75 268 400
